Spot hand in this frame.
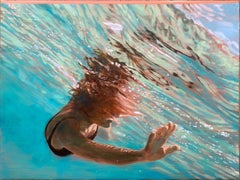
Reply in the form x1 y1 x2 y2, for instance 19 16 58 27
142 122 180 162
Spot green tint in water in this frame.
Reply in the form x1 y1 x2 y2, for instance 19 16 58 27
0 3 239 179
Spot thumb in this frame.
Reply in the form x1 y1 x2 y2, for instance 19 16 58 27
145 133 155 152
165 145 181 156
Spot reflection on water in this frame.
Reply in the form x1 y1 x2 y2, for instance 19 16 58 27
1 3 239 179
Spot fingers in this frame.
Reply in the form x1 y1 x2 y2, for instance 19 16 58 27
145 122 179 154
155 122 177 140
150 122 177 148
154 126 168 140
166 122 177 138
164 145 181 156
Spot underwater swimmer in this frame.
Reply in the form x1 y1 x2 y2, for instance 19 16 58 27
45 50 180 165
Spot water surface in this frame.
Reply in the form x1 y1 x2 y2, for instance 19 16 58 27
0 3 239 179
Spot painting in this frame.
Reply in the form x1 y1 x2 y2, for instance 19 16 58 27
0 0 239 179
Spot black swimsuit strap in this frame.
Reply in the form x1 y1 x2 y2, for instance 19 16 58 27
47 120 72 156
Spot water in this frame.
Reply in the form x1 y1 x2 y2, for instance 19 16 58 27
0 3 239 179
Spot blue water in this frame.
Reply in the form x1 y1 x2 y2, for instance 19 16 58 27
0 3 239 179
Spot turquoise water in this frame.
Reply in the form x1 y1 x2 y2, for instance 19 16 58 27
0 3 239 179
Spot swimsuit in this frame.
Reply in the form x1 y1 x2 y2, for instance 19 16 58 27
45 112 98 156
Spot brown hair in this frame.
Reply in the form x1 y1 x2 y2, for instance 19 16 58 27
71 49 140 119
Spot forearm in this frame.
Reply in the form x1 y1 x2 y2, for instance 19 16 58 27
66 139 145 165
50 118 179 165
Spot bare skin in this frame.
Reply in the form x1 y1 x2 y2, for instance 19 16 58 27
47 104 180 165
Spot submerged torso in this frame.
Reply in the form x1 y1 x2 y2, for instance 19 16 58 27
45 101 98 156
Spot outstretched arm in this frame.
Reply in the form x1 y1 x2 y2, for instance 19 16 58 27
52 119 180 165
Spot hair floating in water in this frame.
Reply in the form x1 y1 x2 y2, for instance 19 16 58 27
71 49 141 118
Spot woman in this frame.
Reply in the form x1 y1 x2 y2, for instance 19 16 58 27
45 50 180 165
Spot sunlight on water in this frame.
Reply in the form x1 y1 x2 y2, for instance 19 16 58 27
1 3 239 179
